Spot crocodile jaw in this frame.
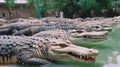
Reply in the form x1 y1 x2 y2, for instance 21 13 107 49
70 31 108 44
69 38 94 44
50 43 99 63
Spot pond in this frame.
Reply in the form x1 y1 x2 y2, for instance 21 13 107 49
0 25 120 67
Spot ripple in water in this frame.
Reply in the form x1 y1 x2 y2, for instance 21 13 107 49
103 51 120 67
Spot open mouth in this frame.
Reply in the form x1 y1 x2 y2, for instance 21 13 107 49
83 35 107 42
68 52 95 63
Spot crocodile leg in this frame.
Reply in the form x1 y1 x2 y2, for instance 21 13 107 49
0 28 11 35
25 58 51 65
17 50 51 65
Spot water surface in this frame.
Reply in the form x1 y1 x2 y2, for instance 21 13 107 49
1 26 120 67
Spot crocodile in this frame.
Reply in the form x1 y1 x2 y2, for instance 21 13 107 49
13 24 77 36
0 18 112 36
13 23 112 36
41 17 76 24
0 19 8 26
41 17 112 31
0 35 99 65
0 21 42 29
0 18 45 35
84 24 112 32
33 29 108 44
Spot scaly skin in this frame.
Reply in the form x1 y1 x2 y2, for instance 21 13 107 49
13 23 111 36
33 29 108 44
84 24 112 32
0 35 99 65
0 19 43 35
13 24 77 36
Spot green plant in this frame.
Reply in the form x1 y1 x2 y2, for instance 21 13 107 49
5 0 15 15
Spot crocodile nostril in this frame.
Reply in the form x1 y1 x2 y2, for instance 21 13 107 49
89 50 93 52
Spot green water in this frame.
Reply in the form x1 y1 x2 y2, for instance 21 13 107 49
1 26 120 67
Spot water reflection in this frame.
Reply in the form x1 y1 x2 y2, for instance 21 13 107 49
103 51 120 67
103 63 120 67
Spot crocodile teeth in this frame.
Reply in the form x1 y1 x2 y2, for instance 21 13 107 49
84 35 106 41
68 52 95 63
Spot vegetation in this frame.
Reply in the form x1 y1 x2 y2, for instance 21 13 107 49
5 0 15 15
38 0 118 18
27 0 42 18
5 0 119 18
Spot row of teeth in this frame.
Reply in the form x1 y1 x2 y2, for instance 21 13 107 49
68 52 95 62
90 38 106 42
84 35 106 39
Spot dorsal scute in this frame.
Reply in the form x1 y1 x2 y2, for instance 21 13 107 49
33 29 70 40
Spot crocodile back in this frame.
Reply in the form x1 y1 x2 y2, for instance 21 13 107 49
0 35 41 64
13 24 77 36
33 29 70 40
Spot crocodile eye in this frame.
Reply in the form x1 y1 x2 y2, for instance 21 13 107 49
58 44 68 48
51 42 58 46
66 40 72 44
71 31 77 33
76 30 83 33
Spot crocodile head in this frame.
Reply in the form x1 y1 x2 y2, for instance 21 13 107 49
68 29 108 44
48 39 99 63
85 24 112 32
